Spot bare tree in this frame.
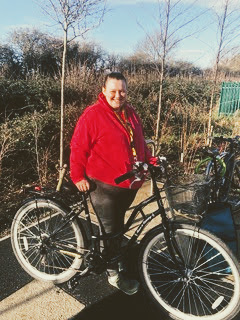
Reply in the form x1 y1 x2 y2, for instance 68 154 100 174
0 120 16 177
40 0 106 187
137 0 207 151
10 28 62 76
31 111 57 186
206 0 240 145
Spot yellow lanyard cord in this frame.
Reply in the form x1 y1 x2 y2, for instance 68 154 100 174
114 109 137 159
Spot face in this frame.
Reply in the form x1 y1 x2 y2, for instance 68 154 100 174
102 78 127 110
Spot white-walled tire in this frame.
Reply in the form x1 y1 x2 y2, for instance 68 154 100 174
11 198 87 284
138 224 240 320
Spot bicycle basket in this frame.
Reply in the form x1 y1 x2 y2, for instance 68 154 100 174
165 174 210 215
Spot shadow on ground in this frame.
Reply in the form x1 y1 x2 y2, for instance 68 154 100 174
69 289 167 320
58 241 167 320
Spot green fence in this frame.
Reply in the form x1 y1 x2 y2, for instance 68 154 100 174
219 82 240 115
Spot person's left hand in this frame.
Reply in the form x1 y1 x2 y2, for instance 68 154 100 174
75 179 90 192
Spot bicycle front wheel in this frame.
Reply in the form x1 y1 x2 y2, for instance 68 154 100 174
138 224 240 320
11 198 87 284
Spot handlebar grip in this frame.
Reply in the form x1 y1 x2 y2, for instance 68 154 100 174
114 170 137 184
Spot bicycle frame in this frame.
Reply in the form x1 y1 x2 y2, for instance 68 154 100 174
71 178 165 261
12 163 240 318
25 163 191 283
75 165 187 273
213 145 237 201
196 136 240 202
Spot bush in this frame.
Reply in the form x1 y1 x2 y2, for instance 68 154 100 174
127 78 216 139
0 72 235 236
0 74 100 122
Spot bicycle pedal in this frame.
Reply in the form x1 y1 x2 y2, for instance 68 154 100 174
67 278 79 290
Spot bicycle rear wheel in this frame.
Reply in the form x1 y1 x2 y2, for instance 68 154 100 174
229 160 240 198
138 224 240 320
11 198 87 284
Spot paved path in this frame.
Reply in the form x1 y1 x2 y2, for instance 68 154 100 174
0 181 167 320
0 280 84 320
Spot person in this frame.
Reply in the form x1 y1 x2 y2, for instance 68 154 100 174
70 72 156 295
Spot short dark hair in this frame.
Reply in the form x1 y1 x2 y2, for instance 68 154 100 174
103 72 127 88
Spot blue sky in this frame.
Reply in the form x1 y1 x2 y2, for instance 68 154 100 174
0 0 240 69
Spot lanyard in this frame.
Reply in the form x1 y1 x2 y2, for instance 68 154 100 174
114 108 137 161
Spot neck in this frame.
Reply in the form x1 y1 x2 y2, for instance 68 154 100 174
114 105 125 113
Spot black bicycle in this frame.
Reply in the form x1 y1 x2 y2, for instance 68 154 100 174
11 160 240 320
196 136 240 203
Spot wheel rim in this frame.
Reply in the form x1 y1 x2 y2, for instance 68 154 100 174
12 201 84 282
142 227 240 319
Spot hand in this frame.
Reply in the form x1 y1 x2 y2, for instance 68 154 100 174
75 179 90 192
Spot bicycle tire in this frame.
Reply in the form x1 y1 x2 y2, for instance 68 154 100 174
229 160 240 197
11 198 87 284
138 224 240 320
202 158 229 201
195 157 226 178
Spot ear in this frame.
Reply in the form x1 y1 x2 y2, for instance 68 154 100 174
102 87 106 95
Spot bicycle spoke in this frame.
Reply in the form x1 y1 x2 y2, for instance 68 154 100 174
140 225 240 319
12 199 86 283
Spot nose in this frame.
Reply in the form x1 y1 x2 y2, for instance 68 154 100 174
115 91 120 98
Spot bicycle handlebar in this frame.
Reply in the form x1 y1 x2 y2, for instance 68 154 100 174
114 158 167 185
115 169 139 184
209 135 240 147
115 161 149 184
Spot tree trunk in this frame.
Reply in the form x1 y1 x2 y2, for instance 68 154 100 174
60 27 67 169
206 0 228 145
155 70 164 149
206 85 215 145
154 0 170 152
57 22 67 191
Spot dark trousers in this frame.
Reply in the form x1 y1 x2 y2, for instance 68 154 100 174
89 179 138 274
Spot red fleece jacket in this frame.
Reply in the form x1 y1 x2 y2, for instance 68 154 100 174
70 93 156 189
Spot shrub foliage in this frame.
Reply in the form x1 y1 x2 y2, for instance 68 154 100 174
0 71 238 233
